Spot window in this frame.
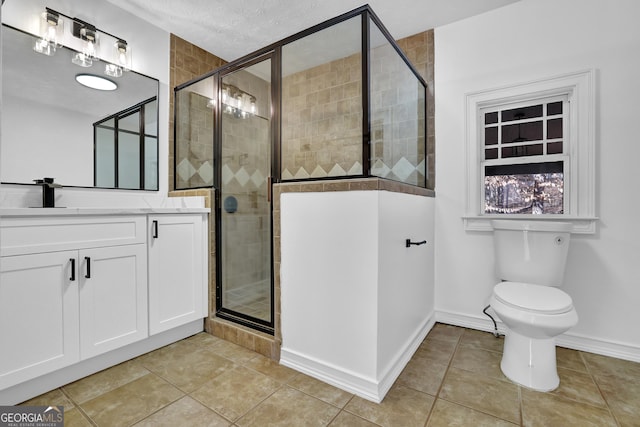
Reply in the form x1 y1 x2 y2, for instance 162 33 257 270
482 97 567 214
464 70 596 233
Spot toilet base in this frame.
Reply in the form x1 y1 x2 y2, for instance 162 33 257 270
500 328 559 391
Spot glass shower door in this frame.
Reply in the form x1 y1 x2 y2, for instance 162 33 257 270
218 57 273 332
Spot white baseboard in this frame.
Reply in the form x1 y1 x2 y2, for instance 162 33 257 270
281 314 435 403
435 310 640 363
0 320 204 405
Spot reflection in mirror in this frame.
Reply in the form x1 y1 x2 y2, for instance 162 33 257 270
1 24 159 189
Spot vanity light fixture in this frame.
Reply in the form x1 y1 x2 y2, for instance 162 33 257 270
33 8 64 56
75 73 117 91
71 18 99 67
34 7 133 74
220 83 258 118
104 39 131 78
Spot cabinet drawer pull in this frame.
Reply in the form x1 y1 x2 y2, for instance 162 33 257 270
70 258 76 281
85 256 91 279
152 220 158 239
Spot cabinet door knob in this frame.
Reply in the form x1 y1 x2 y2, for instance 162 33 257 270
70 258 76 281
152 220 159 239
84 256 91 279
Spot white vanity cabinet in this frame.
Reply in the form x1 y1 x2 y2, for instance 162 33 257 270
148 214 207 335
0 215 148 390
0 251 80 389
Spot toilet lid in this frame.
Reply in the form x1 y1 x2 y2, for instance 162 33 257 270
493 282 574 314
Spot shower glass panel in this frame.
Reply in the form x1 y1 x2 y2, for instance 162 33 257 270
175 77 215 188
281 16 363 180
369 18 426 187
219 58 273 329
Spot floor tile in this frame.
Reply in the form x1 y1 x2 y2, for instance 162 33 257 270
191 365 282 421
62 360 150 403
556 347 587 372
426 323 464 344
396 354 448 395
521 388 617 427
416 338 458 365
345 385 434 427
209 337 262 364
20 388 75 409
63 408 93 427
592 371 640 427
552 367 606 407
139 341 236 393
440 367 520 424
451 345 506 381
583 352 640 379
80 373 184 426
426 398 518 426
287 373 354 408
328 411 380 426
236 386 340 427
133 396 230 427
459 328 505 353
242 354 298 383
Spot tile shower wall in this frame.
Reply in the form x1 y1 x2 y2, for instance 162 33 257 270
396 30 435 189
281 53 364 180
281 29 435 189
169 34 226 191
175 90 215 188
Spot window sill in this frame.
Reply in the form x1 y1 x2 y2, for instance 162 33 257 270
462 215 598 234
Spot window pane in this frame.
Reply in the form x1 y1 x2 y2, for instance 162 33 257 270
281 16 362 180
485 127 498 145
547 118 563 139
485 112 498 124
547 101 562 115
547 141 563 154
501 104 542 122
485 148 498 159
485 162 564 214
502 121 543 143
502 143 543 158
119 112 140 133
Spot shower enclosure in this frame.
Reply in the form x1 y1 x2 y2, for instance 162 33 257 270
174 5 427 334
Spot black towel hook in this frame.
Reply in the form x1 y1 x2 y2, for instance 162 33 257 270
406 239 427 248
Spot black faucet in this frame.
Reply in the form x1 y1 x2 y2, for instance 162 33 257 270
33 177 62 208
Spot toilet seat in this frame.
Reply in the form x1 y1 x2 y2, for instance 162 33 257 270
493 282 574 315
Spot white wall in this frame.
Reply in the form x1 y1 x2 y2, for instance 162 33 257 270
434 0 640 360
280 190 435 402
1 0 174 207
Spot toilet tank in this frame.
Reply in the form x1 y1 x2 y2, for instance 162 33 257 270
491 220 572 286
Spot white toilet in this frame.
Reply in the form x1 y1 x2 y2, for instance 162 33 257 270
489 220 578 391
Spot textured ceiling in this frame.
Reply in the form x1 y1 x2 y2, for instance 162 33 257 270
105 0 519 62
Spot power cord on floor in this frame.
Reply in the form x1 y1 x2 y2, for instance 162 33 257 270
483 305 503 338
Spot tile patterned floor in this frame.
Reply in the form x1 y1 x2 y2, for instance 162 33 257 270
21 323 640 426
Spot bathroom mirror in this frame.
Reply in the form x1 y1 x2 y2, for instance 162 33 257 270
0 24 159 189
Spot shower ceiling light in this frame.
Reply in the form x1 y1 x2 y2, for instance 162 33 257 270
75 74 117 91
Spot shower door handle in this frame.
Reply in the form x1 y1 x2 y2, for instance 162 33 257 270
267 176 272 203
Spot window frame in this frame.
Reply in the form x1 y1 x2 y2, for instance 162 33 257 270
463 70 596 233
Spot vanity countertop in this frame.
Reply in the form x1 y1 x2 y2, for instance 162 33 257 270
0 207 210 217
